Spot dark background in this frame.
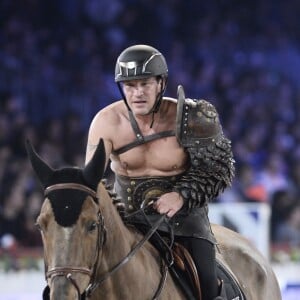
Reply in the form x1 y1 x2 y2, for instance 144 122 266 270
0 0 300 261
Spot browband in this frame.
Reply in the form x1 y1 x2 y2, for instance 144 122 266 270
45 183 97 199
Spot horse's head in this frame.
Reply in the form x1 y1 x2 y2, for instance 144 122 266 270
27 139 106 300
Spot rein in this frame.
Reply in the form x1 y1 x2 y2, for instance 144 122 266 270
43 183 169 300
85 212 169 298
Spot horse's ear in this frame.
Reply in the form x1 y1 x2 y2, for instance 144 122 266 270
82 139 106 190
25 139 54 187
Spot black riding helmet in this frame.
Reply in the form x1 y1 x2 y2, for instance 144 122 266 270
115 44 168 114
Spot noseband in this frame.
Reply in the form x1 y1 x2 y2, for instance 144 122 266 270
43 183 106 300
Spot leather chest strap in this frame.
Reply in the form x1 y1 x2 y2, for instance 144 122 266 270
112 111 175 155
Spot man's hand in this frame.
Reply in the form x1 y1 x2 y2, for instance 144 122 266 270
153 192 184 218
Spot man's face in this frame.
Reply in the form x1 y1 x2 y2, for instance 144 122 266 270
122 77 161 116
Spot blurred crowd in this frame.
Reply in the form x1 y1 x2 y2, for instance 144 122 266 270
1 0 300 256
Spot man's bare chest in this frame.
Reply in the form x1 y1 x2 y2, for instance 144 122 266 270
111 136 188 175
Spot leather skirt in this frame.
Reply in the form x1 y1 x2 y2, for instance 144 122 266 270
114 174 216 244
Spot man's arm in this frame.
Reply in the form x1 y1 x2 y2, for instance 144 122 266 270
85 111 113 168
174 86 235 210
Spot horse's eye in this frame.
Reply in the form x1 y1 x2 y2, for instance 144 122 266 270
87 222 98 232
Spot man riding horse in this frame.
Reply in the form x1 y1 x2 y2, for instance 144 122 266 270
85 44 235 300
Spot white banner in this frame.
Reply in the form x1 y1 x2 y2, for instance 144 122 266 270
208 202 271 259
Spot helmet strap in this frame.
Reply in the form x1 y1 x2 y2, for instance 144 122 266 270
149 92 162 128
150 111 155 128
117 82 131 111
154 76 167 111
148 77 167 128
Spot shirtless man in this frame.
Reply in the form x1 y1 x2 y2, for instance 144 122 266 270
85 44 234 300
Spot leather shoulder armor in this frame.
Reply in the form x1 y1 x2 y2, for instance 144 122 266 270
176 85 223 147
174 86 235 209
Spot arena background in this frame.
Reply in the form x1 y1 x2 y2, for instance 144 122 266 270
1 1 300 299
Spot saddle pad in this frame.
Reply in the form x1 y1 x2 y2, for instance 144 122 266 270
216 260 246 300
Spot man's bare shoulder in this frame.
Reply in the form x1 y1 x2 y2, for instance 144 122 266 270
159 97 177 117
163 96 177 104
91 100 127 126
86 100 127 162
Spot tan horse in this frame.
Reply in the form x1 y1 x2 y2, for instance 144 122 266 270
27 140 282 300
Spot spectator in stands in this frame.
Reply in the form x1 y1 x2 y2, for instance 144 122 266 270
274 202 300 247
218 164 267 203
270 189 297 243
0 0 299 257
257 154 289 203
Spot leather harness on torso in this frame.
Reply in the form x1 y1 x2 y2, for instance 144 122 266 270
112 110 175 155
111 103 216 244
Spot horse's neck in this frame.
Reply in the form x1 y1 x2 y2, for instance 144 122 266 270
99 184 139 263
97 185 163 293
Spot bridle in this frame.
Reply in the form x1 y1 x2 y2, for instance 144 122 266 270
43 183 105 299
42 183 168 300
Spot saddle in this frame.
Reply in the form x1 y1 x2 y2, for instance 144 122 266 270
172 243 246 300
172 242 201 299
110 197 245 300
